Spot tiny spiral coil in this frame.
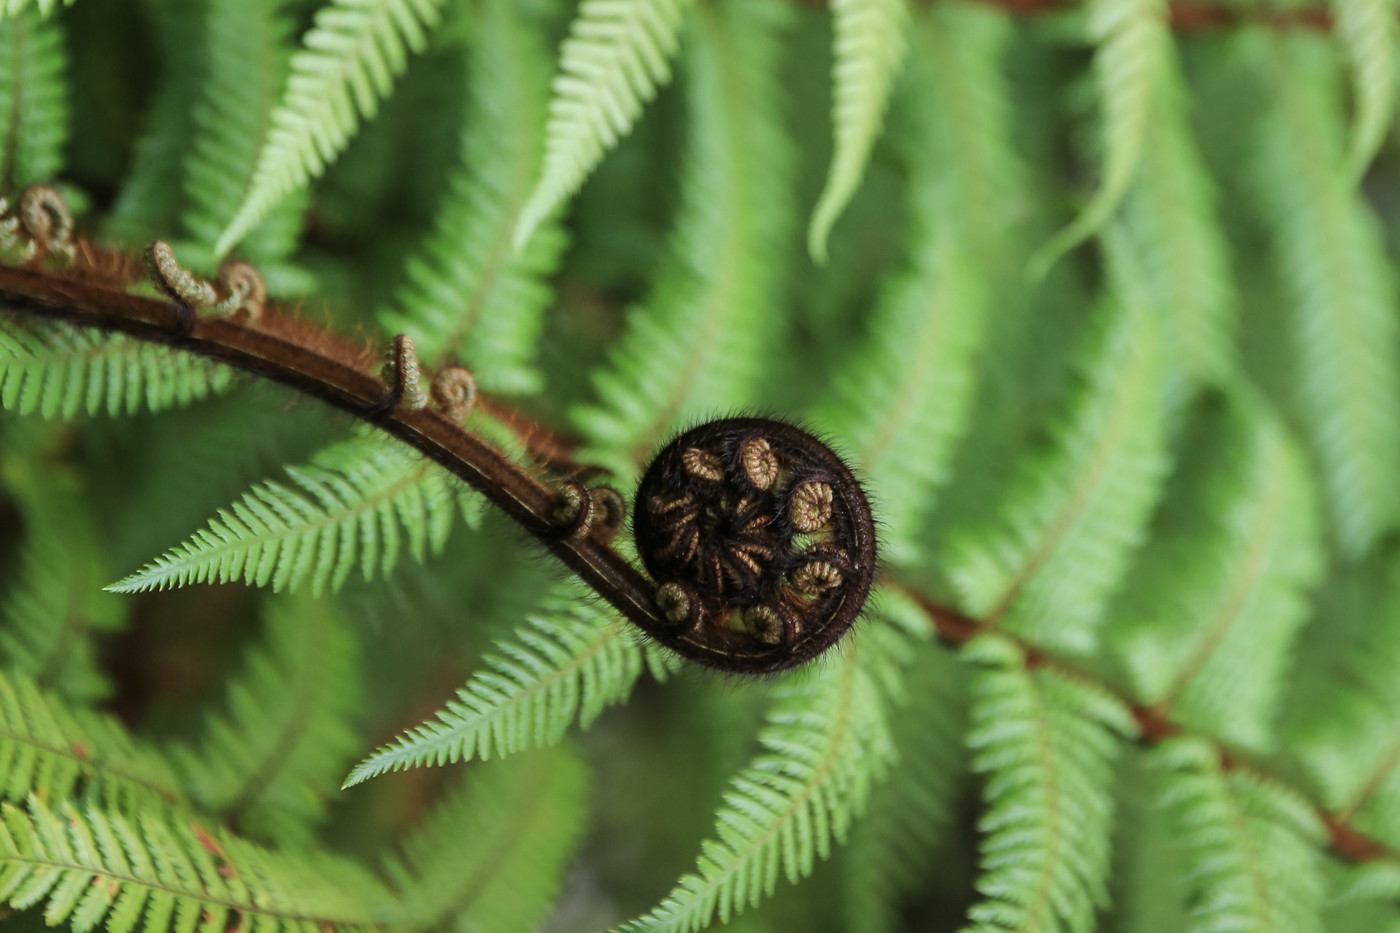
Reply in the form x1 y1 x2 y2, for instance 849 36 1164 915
632 417 877 674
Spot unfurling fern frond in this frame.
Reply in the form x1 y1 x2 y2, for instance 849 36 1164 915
1029 0 1169 276
215 0 449 258
0 795 392 932
0 6 68 193
377 0 564 394
1250 35 1400 559
1331 0 1398 180
0 671 183 811
109 432 476 596
944 246 1166 656
513 0 693 250
807 0 907 263
1150 737 1326 933
619 615 916 933
0 314 234 419
571 0 793 478
961 634 1137 933
1110 392 1320 752
168 595 360 847
383 747 587 932
345 580 673 786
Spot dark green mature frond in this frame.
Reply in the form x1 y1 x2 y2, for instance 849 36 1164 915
377 0 564 394
0 671 183 811
514 0 694 250
1249 34 1400 559
1150 738 1326 933
961 634 1137 933
1110 391 1321 752
807 0 907 263
0 6 67 193
110 432 477 596
383 747 587 933
1331 0 1397 179
0 432 123 702
0 314 234 418
168 595 360 847
345 579 673 786
944 251 1166 656
571 0 794 478
1029 0 1169 276
0 795 392 932
618 611 919 933
216 0 448 258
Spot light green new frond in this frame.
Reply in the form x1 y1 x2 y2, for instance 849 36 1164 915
618 619 911 933
1122 48 1235 402
0 6 67 192
109 432 471 596
0 795 392 932
0 442 123 703
345 580 670 786
0 0 71 20
378 0 564 394
168 595 361 847
1251 36 1400 558
960 634 1137 933
1150 737 1326 933
1110 392 1321 752
1332 0 1398 180
513 0 694 250
571 0 794 478
0 314 234 418
384 748 587 933
0 671 183 812
807 0 908 263
215 0 449 258
943 252 1166 656
1028 0 1169 277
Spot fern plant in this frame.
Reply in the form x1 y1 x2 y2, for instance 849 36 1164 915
3 0 1400 930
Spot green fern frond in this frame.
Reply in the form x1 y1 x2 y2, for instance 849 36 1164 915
513 0 693 250
0 437 124 702
109 432 474 596
377 0 564 394
571 0 794 478
0 6 67 193
1150 737 1326 933
1332 0 1398 180
168 594 360 847
1028 0 1169 277
1110 391 1320 752
0 0 71 20
961 634 1137 933
1250 35 1400 558
807 0 907 263
215 0 449 258
0 795 392 931
0 671 183 811
345 580 672 786
943 247 1166 655
384 747 587 932
618 615 914 933
0 314 234 419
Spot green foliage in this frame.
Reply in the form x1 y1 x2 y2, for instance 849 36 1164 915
0 0 71 21
0 7 67 193
110 432 477 596
1331 0 1398 179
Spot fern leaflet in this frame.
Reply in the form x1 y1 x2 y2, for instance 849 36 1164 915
0 314 234 418
514 0 693 250
807 0 907 262
215 0 448 258
0 5 67 193
1332 0 1398 179
168 594 361 847
377 0 565 394
0 0 71 20
345 579 672 786
961 634 1136 933
109 432 476 596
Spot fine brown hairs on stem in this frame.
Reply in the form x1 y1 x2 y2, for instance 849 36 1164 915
632 417 877 674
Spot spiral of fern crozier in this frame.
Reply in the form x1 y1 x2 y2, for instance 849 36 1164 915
632 417 877 674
